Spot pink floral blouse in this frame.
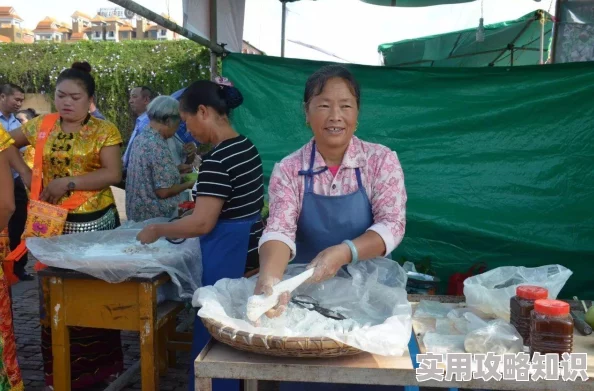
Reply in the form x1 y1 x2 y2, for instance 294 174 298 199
259 136 407 259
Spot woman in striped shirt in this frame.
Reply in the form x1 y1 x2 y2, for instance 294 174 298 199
136 77 264 391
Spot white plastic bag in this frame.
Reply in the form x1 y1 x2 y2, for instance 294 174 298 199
192 258 413 357
26 218 202 300
464 320 523 354
463 265 572 320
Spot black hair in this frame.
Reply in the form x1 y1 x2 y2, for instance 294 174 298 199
179 80 243 117
56 61 96 98
303 65 361 110
135 86 156 101
17 108 38 121
0 83 25 96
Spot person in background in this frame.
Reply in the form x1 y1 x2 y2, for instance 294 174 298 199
122 86 154 176
125 96 195 222
0 126 23 391
10 61 124 390
90 93 106 120
0 84 32 281
16 108 38 125
135 78 265 391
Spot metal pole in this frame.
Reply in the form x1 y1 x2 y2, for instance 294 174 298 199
210 0 218 79
281 1 287 57
107 0 224 55
540 16 545 64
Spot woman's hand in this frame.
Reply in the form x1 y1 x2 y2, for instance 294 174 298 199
253 275 290 320
137 225 161 245
178 164 193 174
183 142 197 157
306 244 352 283
40 177 69 204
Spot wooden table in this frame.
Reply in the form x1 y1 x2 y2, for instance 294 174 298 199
194 295 594 391
38 267 189 391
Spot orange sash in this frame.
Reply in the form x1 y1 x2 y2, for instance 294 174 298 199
2 114 92 285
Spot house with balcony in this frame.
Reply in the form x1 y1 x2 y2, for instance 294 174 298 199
0 7 34 43
34 17 71 42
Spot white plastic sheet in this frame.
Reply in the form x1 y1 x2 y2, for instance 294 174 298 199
26 218 202 300
463 265 572 321
193 258 413 357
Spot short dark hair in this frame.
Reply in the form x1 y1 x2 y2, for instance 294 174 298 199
179 80 243 117
136 86 155 101
303 65 361 110
0 83 25 96
56 61 96 98
17 108 38 121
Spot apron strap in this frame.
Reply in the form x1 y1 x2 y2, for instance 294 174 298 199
354 167 363 190
298 141 327 193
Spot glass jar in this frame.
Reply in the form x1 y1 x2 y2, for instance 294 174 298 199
510 285 548 345
530 299 573 357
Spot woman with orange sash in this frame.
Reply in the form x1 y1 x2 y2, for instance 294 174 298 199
9 62 124 390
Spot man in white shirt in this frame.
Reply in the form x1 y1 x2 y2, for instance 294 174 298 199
0 83 32 281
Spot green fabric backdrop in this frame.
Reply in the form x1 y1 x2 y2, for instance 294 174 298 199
222 53 594 298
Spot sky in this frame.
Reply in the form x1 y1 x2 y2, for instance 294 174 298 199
13 0 556 65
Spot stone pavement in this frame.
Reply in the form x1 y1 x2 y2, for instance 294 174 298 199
11 268 193 391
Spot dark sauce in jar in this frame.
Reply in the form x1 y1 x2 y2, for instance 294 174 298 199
530 299 573 357
510 285 548 345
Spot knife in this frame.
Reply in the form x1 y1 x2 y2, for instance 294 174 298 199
571 310 592 336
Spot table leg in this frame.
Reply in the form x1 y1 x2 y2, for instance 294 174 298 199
49 277 71 391
195 377 212 391
139 282 158 391
245 379 258 391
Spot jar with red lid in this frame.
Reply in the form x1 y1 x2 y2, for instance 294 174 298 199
510 285 549 345
530 299 573 357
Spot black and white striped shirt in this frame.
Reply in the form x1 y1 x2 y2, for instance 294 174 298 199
195 135 264 220
195 136 264 266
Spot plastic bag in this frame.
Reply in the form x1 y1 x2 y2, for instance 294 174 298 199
413 300 451 319
464 320 523 354
26 218 202 300
463 265 572 320
192 258 412 356
423 332 466 354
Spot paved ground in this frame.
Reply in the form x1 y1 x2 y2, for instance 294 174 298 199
11 272 193 391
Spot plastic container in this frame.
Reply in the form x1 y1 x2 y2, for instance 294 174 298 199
510 285 549 345
530 299 573 357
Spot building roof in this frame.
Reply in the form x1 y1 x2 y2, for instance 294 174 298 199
0 34 11 43
34 17 59 32
91 15 106 23
119 25 133 32
71 11 93 21
0 7 23 22
69 32 88 41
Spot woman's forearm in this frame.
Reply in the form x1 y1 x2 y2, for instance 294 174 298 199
68 168 122 191
153 215 207 239
5 146 31 187
351 230 387 262
259 241 292 280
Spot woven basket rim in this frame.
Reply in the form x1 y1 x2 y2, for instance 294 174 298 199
202 316 363 348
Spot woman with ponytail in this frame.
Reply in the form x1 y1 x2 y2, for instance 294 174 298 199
136 77 265 391
9 61 124 390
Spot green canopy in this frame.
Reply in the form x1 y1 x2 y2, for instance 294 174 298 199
361 0 476 6
379 10 554 67
222 53 594 298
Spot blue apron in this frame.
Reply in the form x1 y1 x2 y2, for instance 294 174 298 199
281 143 403 390
188 214 260 391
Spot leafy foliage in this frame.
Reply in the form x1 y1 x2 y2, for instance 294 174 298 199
1 40 210 140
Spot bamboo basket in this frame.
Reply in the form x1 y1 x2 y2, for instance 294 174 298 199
202 317 363 358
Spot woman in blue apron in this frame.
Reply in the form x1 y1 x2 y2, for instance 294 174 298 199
137 77 265 391
255 65 408 390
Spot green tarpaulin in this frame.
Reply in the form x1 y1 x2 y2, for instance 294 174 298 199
379 10 554 67
222 53 594 298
